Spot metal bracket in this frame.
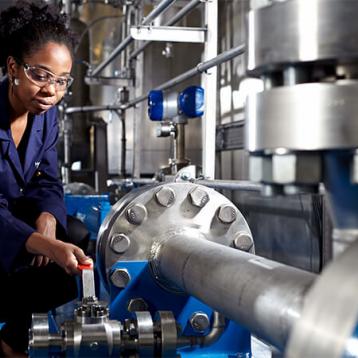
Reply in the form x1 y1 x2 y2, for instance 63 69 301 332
130 26 206 43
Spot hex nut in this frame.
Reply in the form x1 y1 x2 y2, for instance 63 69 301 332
189 187 210 208
249 155 273 182
126 204 147 225
189 312 210 333
110 269 131 289
233 232 254 252
217 205 237 224
155 187 176 207
110 233 131 254
127 298 149 312
272 153 321 185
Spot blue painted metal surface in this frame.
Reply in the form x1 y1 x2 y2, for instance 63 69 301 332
324 151 358 229
108 261 251 357
65 194 111 241
179 86 204 118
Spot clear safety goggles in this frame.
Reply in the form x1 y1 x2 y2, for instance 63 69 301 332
23 63 74 91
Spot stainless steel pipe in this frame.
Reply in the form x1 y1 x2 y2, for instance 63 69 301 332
196 179 262 192
155 235 316 350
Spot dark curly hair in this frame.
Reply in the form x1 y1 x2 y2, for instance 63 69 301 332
0 0 77 72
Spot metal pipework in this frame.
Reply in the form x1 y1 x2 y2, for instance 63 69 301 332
125 44 246 109
129 0 202 60
196 179 262 192
65 104 122 115
91 0 176 76
153 234 316 350
66 44 246 115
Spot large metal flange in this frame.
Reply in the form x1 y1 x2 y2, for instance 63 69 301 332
246 82 358 152
247 0 358 74
96 182 252 292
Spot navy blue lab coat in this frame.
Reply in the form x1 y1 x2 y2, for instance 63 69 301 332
0 77 66 272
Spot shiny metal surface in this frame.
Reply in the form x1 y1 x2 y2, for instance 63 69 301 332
286 239 358 358
135 312 154 356
196 179 262 192
190 312 210 333
97 182 252 292
155 311 177 357
246 82 358 151
29 314 53 355
155 234 316 350
82 269 96 299
247 0 358 73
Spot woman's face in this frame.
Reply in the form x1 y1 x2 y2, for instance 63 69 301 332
8 41 73 115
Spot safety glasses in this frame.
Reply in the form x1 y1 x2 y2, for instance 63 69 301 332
23 63 74 91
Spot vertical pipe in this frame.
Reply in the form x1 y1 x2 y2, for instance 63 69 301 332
175 123 186 164
202 0 218 179
120 111 127 178
132 5 144 178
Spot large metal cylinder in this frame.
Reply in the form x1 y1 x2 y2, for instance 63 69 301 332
153 234 316 350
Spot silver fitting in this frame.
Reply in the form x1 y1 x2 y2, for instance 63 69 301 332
155 187 176 207
189 187 210 208
217 205 237 224
110 269 131 289
126 204 147 225
190 312 210 333
110 233 131 254
233 232 254 252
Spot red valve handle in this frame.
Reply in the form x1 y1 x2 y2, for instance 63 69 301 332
77 263 93 270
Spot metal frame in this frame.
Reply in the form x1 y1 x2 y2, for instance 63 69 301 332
202 0 218 179
130 25 206 43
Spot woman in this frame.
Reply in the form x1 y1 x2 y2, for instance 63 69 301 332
0 1 92 356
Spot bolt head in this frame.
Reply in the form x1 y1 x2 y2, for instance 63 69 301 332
155 187 176 207
217 205 237 224
126 204 147 225
189 187 210 208
127 298 149 312
110 269 131 289
233 232 253 252
110 233 131 254
190 312 210 333
89 342 99 350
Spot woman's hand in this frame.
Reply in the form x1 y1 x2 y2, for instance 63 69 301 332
25 232 92 275
32 212 57 267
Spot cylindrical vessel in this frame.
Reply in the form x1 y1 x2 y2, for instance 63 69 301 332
154 234 316 350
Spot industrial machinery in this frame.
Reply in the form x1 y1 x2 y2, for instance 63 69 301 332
26 0 358 357
245 0 358 357
148 85 204 175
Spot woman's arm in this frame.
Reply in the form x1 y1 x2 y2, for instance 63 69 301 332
25 232 92 275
